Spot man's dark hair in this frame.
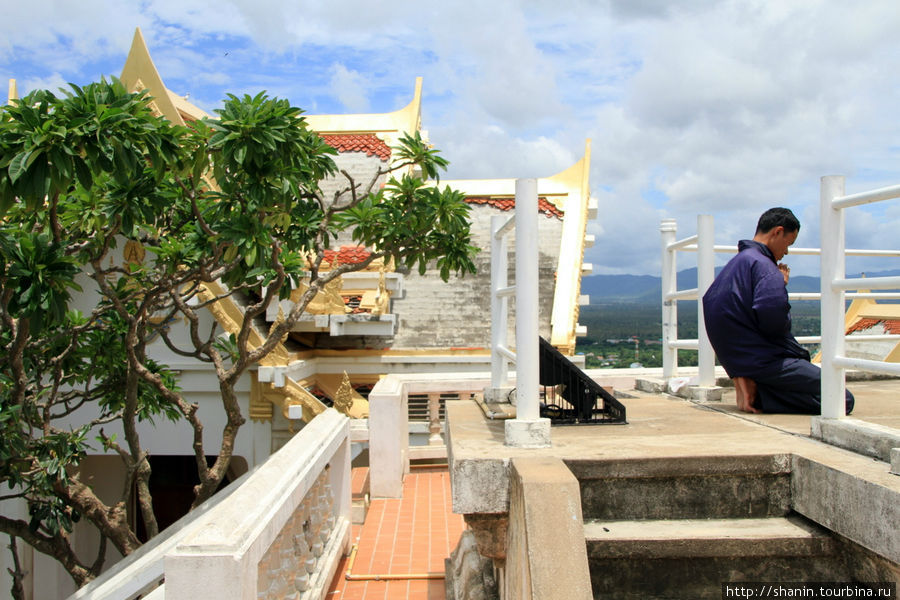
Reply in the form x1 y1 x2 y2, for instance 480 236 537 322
756 207 800 234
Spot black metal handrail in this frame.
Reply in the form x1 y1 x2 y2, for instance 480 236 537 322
538 337 627 424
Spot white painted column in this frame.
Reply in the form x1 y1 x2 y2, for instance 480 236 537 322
660 219 679 379
367 376 408 497
491 214 510 389
697 215 716 386
820 175 847 419
505 179 551 448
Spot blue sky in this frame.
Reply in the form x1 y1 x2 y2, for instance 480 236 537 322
4 0 900 277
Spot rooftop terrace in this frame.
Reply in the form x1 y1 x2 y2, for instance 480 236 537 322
320 376 899 599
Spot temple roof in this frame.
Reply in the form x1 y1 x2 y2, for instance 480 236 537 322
320 134 391 161
847 318 900 335
463 196 564 219
321 245 372 266
120 28 210 125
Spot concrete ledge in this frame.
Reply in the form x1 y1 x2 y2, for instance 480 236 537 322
483 386 515 404
683 385 723 402
504 417 551 448
585 516 835 559
349 418 369 442
635 377 667 393
811 417 900 462
505 457 591 600
566 454 792 480
450 457 510 514
791 455 900 563
892 448 900 476
408 444 447 460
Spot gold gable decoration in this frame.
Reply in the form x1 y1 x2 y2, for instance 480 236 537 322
250 372 327 424
249 371 274 422
198 280 328 423
333 372 354 415
368 264 391 316
314 373 369 418
123 240 146 268
298 278 350 315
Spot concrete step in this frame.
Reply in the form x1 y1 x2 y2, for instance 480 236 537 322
569 455 792 520
585 515 848 599
350 467 370 524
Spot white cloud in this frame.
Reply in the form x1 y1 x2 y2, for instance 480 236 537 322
4 0 900 277
329 63 369 113
20 72 69 96
436 123 575 181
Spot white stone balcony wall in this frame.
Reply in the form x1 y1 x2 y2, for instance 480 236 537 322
68 408 351 600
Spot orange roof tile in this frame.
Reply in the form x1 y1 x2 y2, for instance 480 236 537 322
322 245 372 266
320 133 391 161
846 318 900 335
464 196 564 219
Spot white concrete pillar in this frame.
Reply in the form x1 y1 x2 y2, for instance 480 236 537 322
367 376 408 497
660 219 678 379
697 215 716 386
505 179 551 448
820 175 847 419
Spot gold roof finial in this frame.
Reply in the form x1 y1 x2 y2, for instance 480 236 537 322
333 371 355 416
7 79 18 105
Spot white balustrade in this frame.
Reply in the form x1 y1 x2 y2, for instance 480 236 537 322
662 185 900 409
68 410 351 600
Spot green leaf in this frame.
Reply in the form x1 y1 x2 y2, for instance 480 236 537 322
74 158 93 190
243 244 257 266
8 151 32 183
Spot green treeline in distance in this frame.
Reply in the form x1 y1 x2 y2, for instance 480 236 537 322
577 302 822 369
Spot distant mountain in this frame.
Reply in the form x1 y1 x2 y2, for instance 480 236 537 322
579 274 661 302
581 268 900 304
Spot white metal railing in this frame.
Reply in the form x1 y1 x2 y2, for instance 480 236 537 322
820 176 900 417
68 409 351 600
660 207 900 398
488 179 550 448
491 209 515 390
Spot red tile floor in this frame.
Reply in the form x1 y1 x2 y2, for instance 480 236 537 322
327 466 467 600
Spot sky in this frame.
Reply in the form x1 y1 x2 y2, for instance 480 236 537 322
3 0 900 277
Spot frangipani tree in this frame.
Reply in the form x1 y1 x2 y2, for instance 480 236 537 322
0 78 476 589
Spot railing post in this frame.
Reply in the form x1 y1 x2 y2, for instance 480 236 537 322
820 175 847 418
660 219 678 379
427 393 443 445
491 214 510 389
697 215 716 386
505 179 551 448
368 376 407 498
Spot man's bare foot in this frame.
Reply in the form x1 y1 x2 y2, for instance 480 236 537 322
733 377 761 413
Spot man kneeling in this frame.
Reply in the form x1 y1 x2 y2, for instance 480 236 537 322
702 207 854 415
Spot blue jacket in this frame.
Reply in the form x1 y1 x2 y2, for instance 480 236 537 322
702 240 809 377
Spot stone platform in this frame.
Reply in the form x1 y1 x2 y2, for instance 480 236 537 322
446 379 900 594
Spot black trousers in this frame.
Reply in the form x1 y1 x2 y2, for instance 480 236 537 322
754 358 854 415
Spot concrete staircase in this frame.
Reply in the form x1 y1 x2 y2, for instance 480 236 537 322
568 456 850 599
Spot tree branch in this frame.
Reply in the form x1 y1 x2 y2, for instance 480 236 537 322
0 516 90 587
7 535 26 600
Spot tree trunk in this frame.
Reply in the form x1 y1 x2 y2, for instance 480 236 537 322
191 379 245 507
58 476 142 558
